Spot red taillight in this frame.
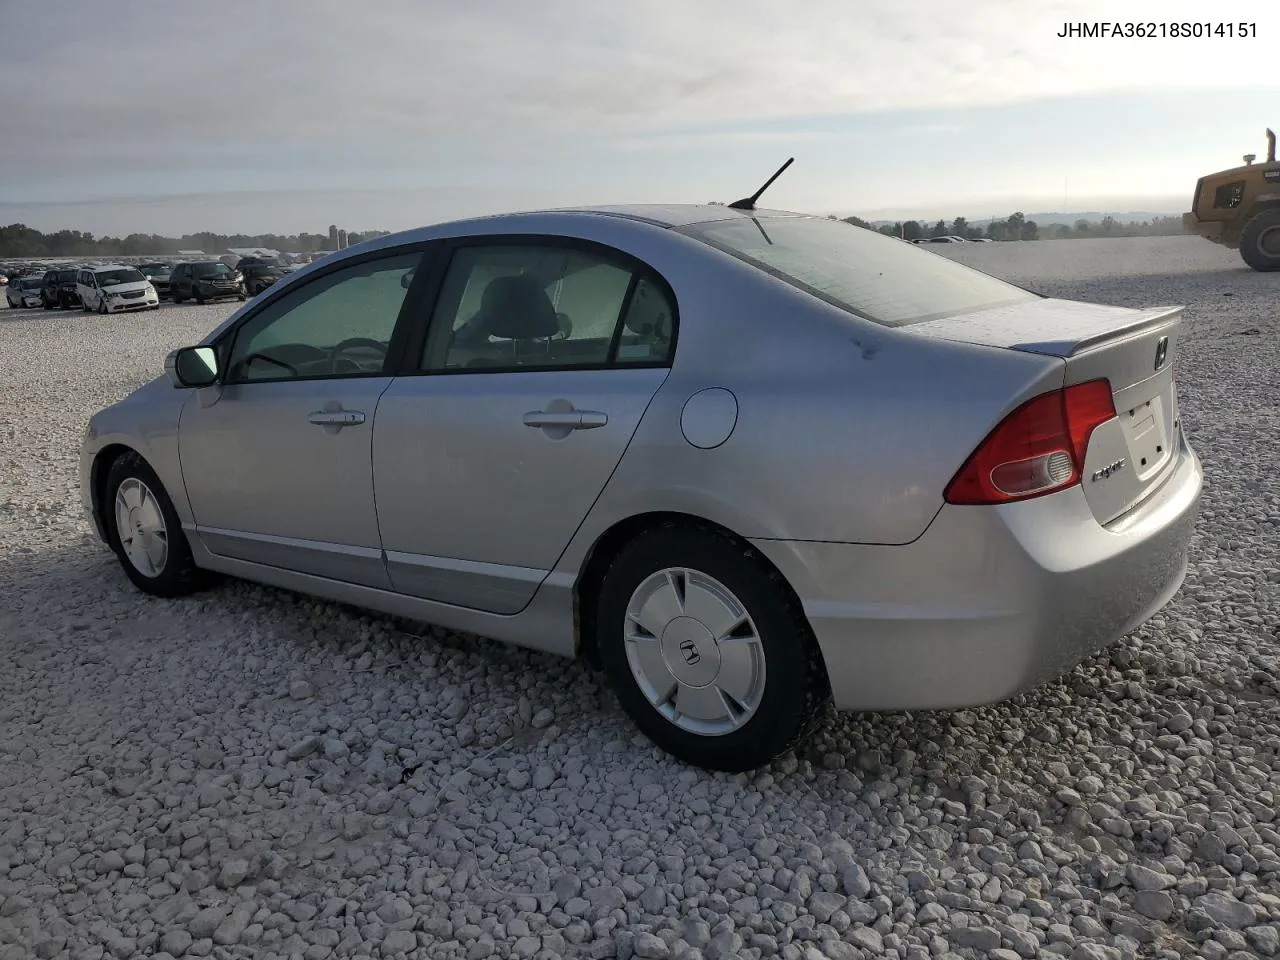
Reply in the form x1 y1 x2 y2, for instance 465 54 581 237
944 379 1116 505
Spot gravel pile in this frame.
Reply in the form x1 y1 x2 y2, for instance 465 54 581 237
1 237 1277 960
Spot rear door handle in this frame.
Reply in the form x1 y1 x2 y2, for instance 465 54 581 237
309 410 366 426
523 410 608 430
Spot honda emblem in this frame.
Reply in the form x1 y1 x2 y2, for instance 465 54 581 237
1154 336 1168 371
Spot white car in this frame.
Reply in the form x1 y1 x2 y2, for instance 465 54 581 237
5 275 44 308
77 265 160 314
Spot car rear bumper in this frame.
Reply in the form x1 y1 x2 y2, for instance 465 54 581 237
752 433 1202 712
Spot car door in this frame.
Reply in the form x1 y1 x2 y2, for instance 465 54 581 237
83 272 98 308
372 238 677 614
178 247 429 588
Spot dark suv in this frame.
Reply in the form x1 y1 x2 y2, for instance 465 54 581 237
170 261 247 304
138 262 174 300
236 257 289 296
41 268 81 309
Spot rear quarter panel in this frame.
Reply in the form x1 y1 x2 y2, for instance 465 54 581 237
566 254 1067 553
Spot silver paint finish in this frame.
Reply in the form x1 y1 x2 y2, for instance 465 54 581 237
372 367 668 613
177 378 394 589
624 567 767 736
679 388 738 449
752 429 1202 711
79 203 1205 714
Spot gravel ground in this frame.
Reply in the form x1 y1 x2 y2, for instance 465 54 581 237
1 235 1277 960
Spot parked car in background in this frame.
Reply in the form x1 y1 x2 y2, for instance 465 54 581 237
138 262 174 300
169 261 247 304
76 265 160 314
41 267 81 309
5 275 44 308
79 203 1203 771
237 258 289 295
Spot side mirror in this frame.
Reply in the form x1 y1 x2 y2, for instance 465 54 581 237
401 270 414 289
166 345 219 388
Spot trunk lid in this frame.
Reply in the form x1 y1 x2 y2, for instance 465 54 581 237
910 297 1184 525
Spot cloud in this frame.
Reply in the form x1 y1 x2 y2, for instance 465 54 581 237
4 0 1275 186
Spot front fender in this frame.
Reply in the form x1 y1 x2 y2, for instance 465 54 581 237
80 377 193 540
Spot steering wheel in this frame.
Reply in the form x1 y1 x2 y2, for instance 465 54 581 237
329 337 388 374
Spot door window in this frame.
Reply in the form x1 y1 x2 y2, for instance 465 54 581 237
420 244 676 372
224 251 422 383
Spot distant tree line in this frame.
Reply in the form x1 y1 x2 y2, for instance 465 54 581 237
0 225 393 258
837 213 1185 241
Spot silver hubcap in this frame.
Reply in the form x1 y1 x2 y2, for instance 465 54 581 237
114 477 168 577
623 568 766 736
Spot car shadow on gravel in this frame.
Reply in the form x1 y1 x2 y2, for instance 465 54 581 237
4 532 1250 824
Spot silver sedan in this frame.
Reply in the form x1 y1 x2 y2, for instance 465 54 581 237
79 204 1203 771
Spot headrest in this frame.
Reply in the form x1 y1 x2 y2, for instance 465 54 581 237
479 275 561 340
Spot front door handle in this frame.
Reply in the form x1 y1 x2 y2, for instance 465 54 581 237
523 410 608 430
309 410 366 426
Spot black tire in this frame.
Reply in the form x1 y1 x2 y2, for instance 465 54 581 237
172 292 185 304
1240 208 1280 272
595 524 830 772
98 297 108 315
103 451 204 597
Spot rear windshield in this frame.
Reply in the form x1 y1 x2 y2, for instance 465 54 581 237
679 216 1037 327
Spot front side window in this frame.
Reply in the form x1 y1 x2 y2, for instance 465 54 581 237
679 215 1037 327
224 251 422 383
421 244 675 372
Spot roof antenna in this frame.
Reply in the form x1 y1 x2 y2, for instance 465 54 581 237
727 158 794 211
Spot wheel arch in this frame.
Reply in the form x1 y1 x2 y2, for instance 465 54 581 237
91 443 144 542
571 510 816 671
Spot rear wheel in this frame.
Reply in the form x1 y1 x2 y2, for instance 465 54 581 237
104 452 203 597
1240 208 1280 271
595 524 830 772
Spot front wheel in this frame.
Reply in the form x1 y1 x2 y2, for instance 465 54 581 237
105 452 203 597
595 525 830 772
98 297 108 315
1240 208 1280 272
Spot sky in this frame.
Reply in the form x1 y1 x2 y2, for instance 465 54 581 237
2 0 1278 236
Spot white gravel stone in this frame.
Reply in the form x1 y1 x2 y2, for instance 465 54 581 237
1 238 1278 960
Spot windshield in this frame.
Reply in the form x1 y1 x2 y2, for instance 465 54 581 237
55 270 78 282
96 269 146 286
140 264 170 274
679 216 1038 327
194 263 233 277
19 278 42 289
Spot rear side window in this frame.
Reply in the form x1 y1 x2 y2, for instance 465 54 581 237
680 216 1037 327
419 243 675 372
